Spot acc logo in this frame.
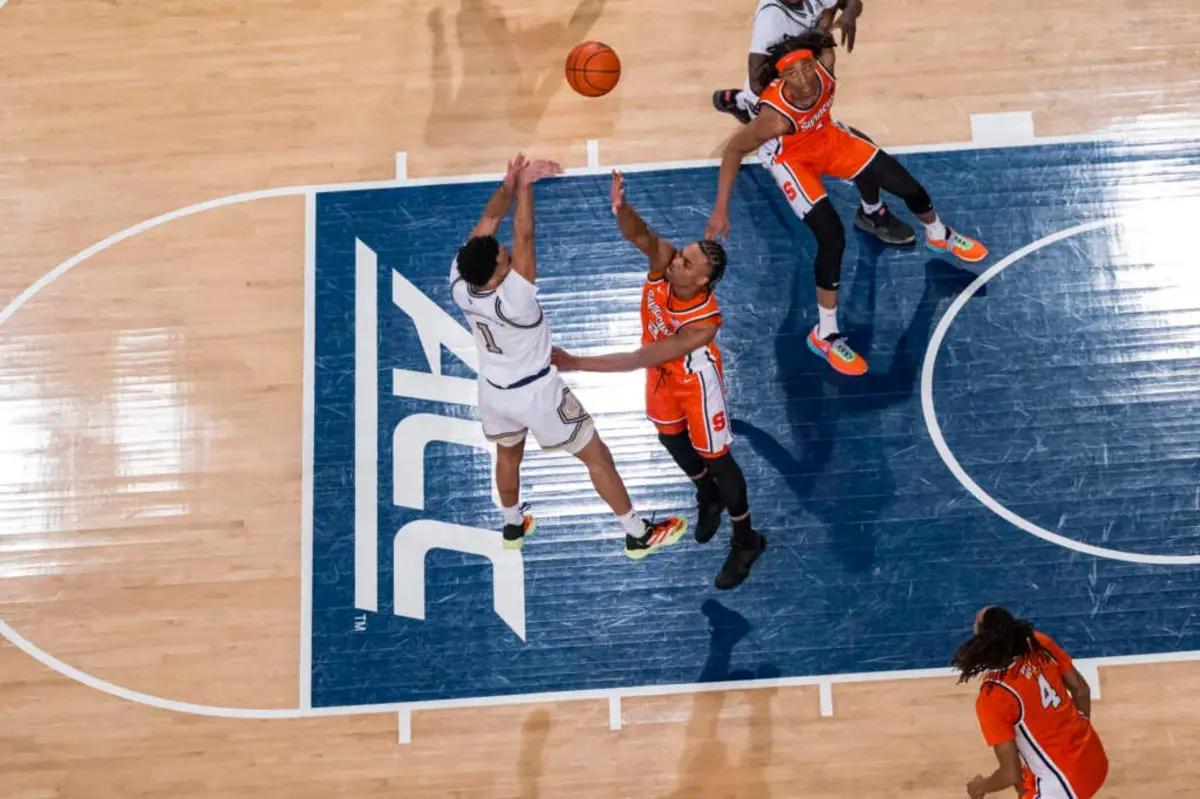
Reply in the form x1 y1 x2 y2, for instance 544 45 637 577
351 240 529 640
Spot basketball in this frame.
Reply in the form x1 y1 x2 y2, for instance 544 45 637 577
565 41 621 97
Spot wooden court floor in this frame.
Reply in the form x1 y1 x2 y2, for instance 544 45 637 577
2 1 1199 796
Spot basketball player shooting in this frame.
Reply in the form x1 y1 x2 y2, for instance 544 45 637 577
451 154 687 560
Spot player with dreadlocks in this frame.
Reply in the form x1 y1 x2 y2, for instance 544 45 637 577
952 606 1109 799
553 171 767 590
707 31 988 376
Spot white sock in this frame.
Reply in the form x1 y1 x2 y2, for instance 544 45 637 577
861 199 883 214
501 503 523 526
818 305 839 339
925 214 947 241
618 509 645 536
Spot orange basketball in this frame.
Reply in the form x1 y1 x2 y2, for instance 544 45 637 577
565 41 621 98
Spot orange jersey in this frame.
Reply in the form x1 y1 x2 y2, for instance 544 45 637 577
976 632 1108 799
757 61 839 160
640 272 723 379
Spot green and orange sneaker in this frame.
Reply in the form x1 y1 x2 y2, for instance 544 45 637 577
625 516 688 560
926 227 988 263
806 326 868 376
502 508 537 550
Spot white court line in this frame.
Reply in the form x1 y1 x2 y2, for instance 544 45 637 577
395 151 408 182
3 127 1200 720
586 139 600 169
920 218 1200 566
299 192 316 709
398 709 413 744
353 240 380 610
608 695 622 730
970 111 1036 146
818 681 834 718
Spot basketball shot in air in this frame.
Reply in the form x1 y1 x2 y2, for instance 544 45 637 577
565 40 622 97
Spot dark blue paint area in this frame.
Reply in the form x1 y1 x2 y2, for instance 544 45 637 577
311 139 1200 706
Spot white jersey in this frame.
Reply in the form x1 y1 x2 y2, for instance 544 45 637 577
742 0 838 110
749 0 838 54
450 259 551 388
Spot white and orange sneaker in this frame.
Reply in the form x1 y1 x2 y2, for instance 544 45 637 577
926 227 988 263
806 326 868 376
625 516 688 560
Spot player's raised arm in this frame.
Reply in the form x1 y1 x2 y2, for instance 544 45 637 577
706 109 793 239
551 322 719 374
609 171 675 274
831 0 864 53
509 158 563 284
468 153 525 239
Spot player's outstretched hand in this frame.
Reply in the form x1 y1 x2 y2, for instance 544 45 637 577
610 170 626 216
832 13 857 52
504 153 527 188
705 210 730 241
519 159 564 186
550 346 578 372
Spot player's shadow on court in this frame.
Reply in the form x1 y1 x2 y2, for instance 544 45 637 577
668 600 778 798
735 176 982 571
425 0 610 145
518 708 552 798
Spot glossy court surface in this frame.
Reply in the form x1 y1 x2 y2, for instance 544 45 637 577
2 0 1200 796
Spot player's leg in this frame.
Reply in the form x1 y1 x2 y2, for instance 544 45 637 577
656 427 723 543
678 366 766 590
767 156 869 376
479 381 537 548
493 436 537 550
839 126 916 245
854 147 988 262
528 374 685 557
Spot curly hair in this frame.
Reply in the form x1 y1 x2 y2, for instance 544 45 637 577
759 31 837 86
697 239 728 286
951 606 1053 684
456 235 501 287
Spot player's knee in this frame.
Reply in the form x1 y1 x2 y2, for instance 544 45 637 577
704 452 750 513
902 183 933 216
805 201 844 291
805 200 845 251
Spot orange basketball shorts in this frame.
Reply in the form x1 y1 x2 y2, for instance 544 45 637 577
766 122 879 219
645 364 730 458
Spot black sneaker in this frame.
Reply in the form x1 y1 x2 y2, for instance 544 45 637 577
625 516 688 560
854 204 916 246
712 89 751 125
694 497 724 544
714 532 767 590
502 505 536 550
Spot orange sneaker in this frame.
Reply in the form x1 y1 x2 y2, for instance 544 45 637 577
806 326 868 376
926 227 988 263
